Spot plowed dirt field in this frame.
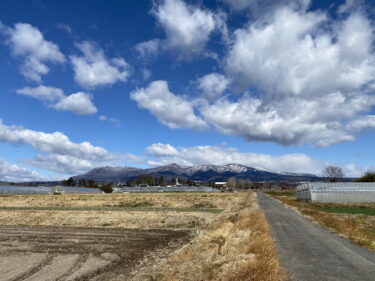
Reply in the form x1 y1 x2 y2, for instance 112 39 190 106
0 225 189 281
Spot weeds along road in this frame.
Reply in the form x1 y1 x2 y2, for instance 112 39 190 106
257 192 375 281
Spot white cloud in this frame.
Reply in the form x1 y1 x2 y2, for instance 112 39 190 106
220 0 310 12
130 80 207 129
346 116 375 131
0 119 110 162
70 41 131 88
142 69 152 80
0 120 112 175
146 143 178 156
338 0 356 14
220 0 255 11
0 160 46 182
57 23 72 33
16 85 64 103
25 154 97 175
2 22 65 82
25 152 143 176
53 92 97 115
130 5 375 147
150 0 217 59
145 143 324 174
0 120 144 176
201 93 375 146
197 73 229 101
98 115 121 126
17 86 97 115
203 6 375 146
135 39 161 59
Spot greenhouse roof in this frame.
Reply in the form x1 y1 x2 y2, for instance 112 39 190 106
297 182 375 192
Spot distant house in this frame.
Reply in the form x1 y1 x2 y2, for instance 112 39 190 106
296 182 375 203
215 182 227 188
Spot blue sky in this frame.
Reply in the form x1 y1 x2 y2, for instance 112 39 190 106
0 0 374 181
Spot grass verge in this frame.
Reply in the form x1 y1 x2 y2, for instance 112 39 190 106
130 193 288 281
317 207 375 216
267 191 375 251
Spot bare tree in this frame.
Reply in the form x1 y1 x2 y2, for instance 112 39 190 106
237 179 253 189
226 177 237 189
322 166 344 182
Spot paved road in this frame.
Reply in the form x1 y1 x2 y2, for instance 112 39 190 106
257 192 375 281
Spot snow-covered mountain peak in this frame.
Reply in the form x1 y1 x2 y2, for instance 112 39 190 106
184 164 250 175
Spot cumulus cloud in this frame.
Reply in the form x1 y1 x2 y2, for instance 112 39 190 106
0 120 144 175
25 152 143 175
25 154 98 175
135 39 161 59
138 0 218 60
0 119 111 162
0 160 46 182
338 0 357 14
70 41 131 88
342 163 375 178
146 143 178 156
130 5 375 147
346 116 375 131
16 85 64 103
0 120 110 175
200 6 375 146
197 73 229 101
1 22 65 82
53 92 97 115
145 143 324 174
201 93 375 146
17 86 97 115
130 80 207 129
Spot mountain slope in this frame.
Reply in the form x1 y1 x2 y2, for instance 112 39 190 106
73 163 317 182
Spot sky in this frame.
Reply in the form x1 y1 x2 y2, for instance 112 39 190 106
0 0 375 182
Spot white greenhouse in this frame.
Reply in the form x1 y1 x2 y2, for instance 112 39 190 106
296 182 375 203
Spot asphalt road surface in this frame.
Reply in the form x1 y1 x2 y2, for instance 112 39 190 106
257 192 375 281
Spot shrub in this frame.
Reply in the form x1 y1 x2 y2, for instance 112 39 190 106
355 172 375 182
100 184 113 193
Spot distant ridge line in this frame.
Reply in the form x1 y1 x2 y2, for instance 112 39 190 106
73 163 318 182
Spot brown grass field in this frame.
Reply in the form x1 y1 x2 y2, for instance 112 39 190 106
0 192 287 281
267 190 375 251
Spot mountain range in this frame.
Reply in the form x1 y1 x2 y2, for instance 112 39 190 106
73 163 318 183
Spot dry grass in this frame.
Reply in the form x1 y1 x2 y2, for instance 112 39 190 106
0 193 250 230
0 192 288 280
269 194 375 251
0 210 215 229
129 193 287 281
0 193 242 209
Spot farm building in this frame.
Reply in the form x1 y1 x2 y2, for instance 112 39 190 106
296 182 375 203
215 182 227 188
